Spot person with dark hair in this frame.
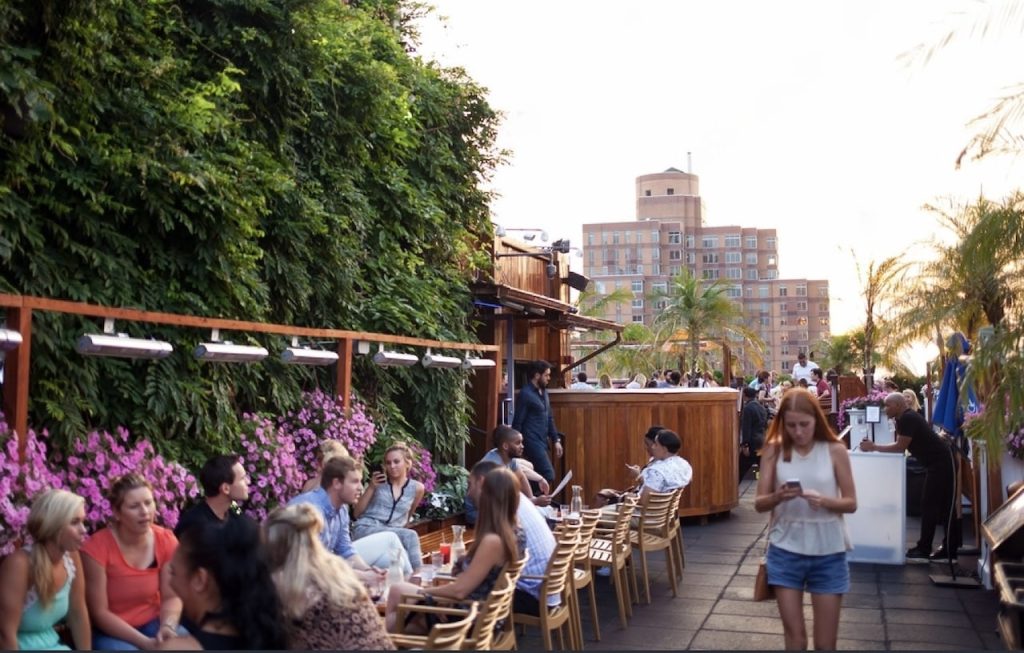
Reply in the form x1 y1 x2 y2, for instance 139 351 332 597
0 489 90 650
288 456 411 584
466 426 550 524
174 455 249 538
570 372 593 390
82 473 183 650
511 359 563 485
636 429 692 497
755 388 857 650
811 368 831 400
861 392 960 562
740 386 768 482
159 516 287 650
667 370 682 387
385 467 525 633
595 425 665 506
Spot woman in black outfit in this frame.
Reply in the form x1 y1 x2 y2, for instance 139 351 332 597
159 516 287 650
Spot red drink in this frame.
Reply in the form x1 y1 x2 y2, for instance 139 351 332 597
439 542 451 564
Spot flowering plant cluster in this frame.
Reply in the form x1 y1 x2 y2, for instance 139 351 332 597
964 407 1024 460
836 389 890 430
59 427 198 532
279 390 378 480
405 440 437 496
0 420 66 556
238 413 303 521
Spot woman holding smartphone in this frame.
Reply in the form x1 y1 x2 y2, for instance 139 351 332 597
353 443 425 571
754 389 857 651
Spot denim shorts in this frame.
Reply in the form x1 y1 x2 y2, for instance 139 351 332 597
766 544 849 595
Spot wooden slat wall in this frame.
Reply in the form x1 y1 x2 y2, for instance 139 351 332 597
549 388 741 517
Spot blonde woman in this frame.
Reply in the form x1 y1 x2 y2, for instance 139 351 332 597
598 374 612 389
353 443 425 570
302 439 350 492
0 489 90 650
625 372 648 389
902 389 923 414
264 504 394 650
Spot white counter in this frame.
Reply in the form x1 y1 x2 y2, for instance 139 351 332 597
846 450 906 565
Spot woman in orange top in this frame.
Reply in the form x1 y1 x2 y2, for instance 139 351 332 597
81 473 183 650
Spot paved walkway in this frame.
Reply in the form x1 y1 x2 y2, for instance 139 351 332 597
518 478 1003 650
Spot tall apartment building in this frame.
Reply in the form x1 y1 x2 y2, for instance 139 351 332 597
581 168 831 375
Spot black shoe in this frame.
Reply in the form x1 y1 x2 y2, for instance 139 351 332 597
906 547 931 563
929 546 957 562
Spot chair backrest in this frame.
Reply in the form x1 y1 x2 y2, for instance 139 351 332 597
536 536 579 602
425 601 478 650
574 509 601 565
637 489 679 536
467 583 515 649
495 549 530 591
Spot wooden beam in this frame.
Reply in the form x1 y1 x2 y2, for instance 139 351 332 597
0 294 498 352
2 307 32 461
336 338 353 413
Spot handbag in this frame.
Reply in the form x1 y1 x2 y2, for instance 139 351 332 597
753 505 775 602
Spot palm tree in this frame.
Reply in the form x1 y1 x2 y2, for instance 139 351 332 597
853 254 908 389
814 333 858 376
650 270 764 381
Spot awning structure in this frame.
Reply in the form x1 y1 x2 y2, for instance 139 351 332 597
470 282 623 333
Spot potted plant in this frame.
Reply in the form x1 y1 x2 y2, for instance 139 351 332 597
837 389 894 442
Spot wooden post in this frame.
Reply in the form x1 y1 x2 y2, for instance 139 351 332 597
485 349 500 433
335 338 353 413
3 307 32 461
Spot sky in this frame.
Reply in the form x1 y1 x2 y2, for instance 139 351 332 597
413 1 1024 374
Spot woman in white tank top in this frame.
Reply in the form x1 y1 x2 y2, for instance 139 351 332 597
755 388 857 651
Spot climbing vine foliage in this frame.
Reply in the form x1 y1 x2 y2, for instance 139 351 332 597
0 0 501 468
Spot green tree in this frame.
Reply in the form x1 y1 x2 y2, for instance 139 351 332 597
852 254 907 388
813 333 859 376
650 271 764 381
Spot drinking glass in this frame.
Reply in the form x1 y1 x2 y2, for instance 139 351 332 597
431 550 444 573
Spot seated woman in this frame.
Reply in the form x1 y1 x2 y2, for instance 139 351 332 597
82 473 183 650
301 439 350 493
384 467 526 633
265 504 395 651
158 516 287 650
0 489 90 650
353 443 425 571
637 429 693 497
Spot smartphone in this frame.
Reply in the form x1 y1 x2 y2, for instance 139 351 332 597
785 479 802 492
370 463 384 476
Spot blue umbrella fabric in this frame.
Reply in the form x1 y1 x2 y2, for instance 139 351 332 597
932 332 978 437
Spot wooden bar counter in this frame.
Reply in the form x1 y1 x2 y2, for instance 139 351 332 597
548 387 740 518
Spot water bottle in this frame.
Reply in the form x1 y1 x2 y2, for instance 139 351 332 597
450 525 467 566
386 548 404 589
569 485 583 523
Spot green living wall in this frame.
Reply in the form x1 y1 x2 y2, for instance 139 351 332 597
0 0 502 469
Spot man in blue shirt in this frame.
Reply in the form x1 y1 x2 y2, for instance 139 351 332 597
511 360 563 484
289 455 412 581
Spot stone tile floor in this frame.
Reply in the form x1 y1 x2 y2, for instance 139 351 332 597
515 477 1003 650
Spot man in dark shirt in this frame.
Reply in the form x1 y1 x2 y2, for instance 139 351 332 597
174 454 249 536
860 392 960 562
739 386 768 483
511 360 563 484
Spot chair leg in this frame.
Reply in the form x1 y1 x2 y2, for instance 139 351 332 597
639 546 652 604
587 578 601 641
541 617 553 651
666 546 679 597
569 587 582 650
620 561 634 617
610 563 629 628
627 555 640 607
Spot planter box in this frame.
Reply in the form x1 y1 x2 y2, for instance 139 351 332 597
409 513 467 536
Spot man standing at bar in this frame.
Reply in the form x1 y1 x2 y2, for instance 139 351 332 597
512 359 563 485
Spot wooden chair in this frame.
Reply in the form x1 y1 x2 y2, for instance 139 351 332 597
513 525 580 650
669 487 686 574
393 551 529 651
390 602 479 650
569 508 602 643
588 494 638 628
630 489 681 604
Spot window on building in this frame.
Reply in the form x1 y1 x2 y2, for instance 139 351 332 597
684 251 695 264
766 236 777 250
667 231 681 244
702 269 720 280
652 263 661 275
780 318 787 327
820 318 829 326
818 302 828 314
669 250 682 261
702 253 719 264
666 188 674 195
759 286 769 298
602 232 610 245
745 235 757 249
779 287 788 297
594 282 606 294
745 253 758 265
655 300 667 310
764 270 778 279
780 303 787 312
651 231 660 244
797 301 807 311
685 234 695 249
631 280 644 293
726 268 742 279
669 265 681 276
745 287 753 297
632 314 644 323
645 189 652 197
746 269 759 280
651 247 660 260
587 250 595 266
759 316 770 326
781 345 790 356
799 331 808 341
726 285 742 298
612 231 620 244
632 298 644 309
624 231 632 244
652 281 667 293
587 233 594 246
725 251 741 264
687 266 696 277
796 285 807 296
702 236 719 249
725 235 741 248
818 286 829 297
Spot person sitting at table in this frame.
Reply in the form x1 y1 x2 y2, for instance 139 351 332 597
384 467 526 633
289 456 412 583
82 473 183 650
594 425 663 506
174 454 249 537
466 425 551 524
264 503 395 651
633 429 693 497
353 442 425 572
159 516 287 650
302 439 350 493
0 489 91 650
812 368 831 400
